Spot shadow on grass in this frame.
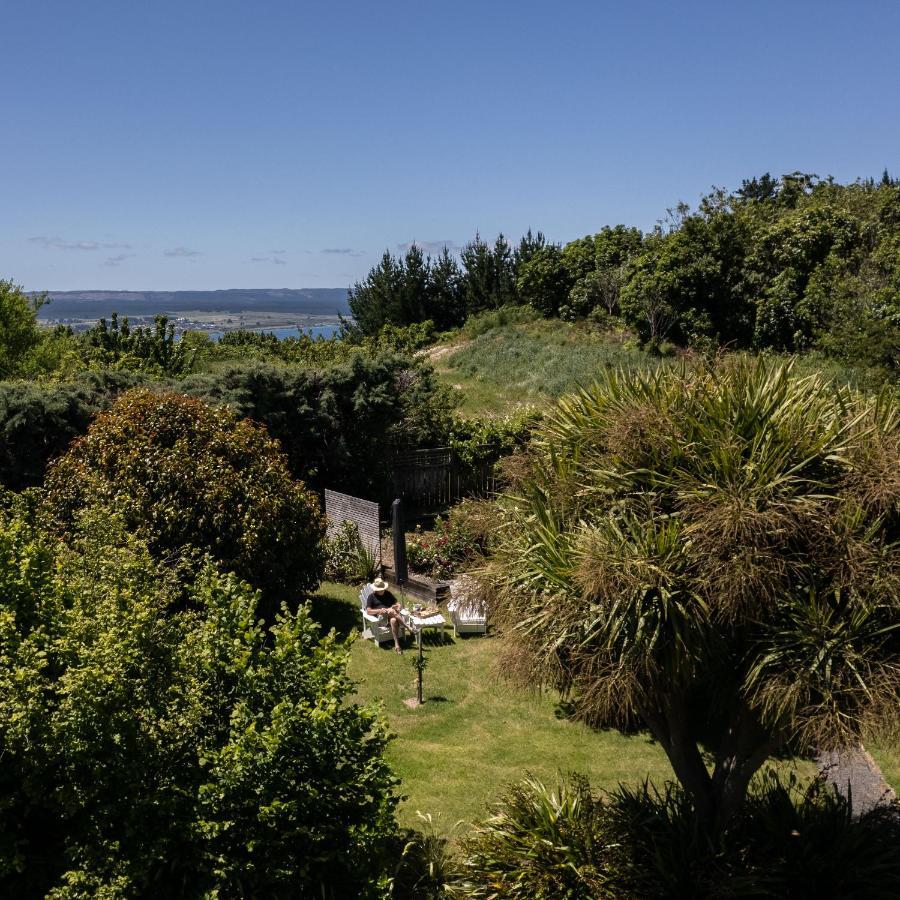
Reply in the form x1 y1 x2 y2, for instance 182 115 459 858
553 699 652 739
419 631 455 647
308 593 360 641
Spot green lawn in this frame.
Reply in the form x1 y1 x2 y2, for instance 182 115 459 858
312 582 816 831
869 742 900 794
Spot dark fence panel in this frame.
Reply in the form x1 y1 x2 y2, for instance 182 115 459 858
389 446 496 512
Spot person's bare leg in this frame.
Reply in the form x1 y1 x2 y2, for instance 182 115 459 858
390 614 402 651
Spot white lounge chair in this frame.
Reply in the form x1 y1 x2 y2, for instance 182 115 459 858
447 597 487 637
359 584 407 645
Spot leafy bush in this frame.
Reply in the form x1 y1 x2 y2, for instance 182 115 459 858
0 508 397 898
325 520 378 583
457 304 539 339
731 771 900 898
456 772 900 898
0 354 456 499
181 354 456 499
457 774 614 899
43 388 325 619
213 319 439 368
78 312 196 375
0 369 145 490
0 279 44 379
386 813 461 899
448 410 539 471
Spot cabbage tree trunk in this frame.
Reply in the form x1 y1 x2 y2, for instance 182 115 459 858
641 694 780 839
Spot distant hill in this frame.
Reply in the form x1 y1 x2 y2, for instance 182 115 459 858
36 288 350 320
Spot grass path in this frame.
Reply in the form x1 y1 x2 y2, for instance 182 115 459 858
313 582 817 831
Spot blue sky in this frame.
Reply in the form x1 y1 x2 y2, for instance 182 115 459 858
2 0 898 291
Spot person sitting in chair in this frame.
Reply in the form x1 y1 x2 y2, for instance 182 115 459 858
367 577 405 653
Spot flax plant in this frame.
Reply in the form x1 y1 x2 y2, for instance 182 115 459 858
488 357 899 837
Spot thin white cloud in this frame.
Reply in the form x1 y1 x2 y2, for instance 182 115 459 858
396 240 459 254
29 236 132 251
321 247 364 257
250 256 287 265
164 246 202 258
103 253 135 267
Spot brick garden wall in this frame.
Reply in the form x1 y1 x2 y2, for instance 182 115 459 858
324 489 381 564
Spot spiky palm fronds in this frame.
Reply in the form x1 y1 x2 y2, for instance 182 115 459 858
488 356 899 765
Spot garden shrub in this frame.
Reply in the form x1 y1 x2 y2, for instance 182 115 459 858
456 772 900 898
448 409 539 472
0 353 456 501
456 774 615 899
0 279 44 379
0 508 397 898
0 369 145 490
78 312 196 375
406 506 487 580
324 520 377 583
43 388 325 620
181 354 456 498
387 813 461 899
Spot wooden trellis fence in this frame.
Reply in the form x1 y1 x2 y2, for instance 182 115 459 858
390 447 496 511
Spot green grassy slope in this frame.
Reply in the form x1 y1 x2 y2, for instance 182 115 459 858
432 317 662 416
430 312 882 418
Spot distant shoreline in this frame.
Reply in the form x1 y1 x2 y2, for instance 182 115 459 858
40 310 344 335
34 287 350 335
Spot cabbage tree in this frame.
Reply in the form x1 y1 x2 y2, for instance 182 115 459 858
489 359 898 836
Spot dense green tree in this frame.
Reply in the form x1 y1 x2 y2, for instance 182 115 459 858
0 509 396 897
513 228 547 269
563 226 644 320
516 245 572 318
347 250 407 335
460 233 517 314
399 243 430 324
347 245 465 334
592 224 643 270
560 235 598 285
181 354 455 499
751 205 862 350
0 354 455 498
80 312 196 375
43 389 326 619
488 359 899 839
736 172 780 203
0 370 145 490
425 245 465 329
0 280 44 379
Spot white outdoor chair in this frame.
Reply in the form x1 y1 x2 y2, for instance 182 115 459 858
447 597 487 637
359 584 406 645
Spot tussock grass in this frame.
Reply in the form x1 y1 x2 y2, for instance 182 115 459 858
435 317 663 416
432 313 886 418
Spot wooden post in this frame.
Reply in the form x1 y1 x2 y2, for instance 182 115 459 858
416 629 424 704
